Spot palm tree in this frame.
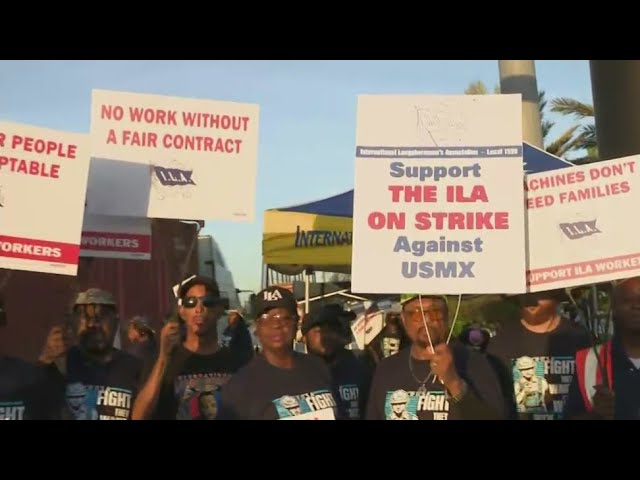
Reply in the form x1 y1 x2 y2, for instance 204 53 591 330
464 81 598 162
550 98 598 163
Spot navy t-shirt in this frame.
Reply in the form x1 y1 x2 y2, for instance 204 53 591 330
487 317 591 420
218 352 338 420
328 350 372 420
150 344 246 420
0 356 53 420
366 344 506 420
43 346 144 420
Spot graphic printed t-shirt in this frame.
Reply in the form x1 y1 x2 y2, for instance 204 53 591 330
152 344 245 420
329 350 371 420
0 356 53 420
47 346 144 420
218 353 338 420
487 317 591 420
366 345 506 420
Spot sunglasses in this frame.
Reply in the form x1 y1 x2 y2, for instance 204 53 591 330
181 295 220 309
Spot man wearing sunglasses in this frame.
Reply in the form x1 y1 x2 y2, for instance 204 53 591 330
132 276 247 420
38 288 144 420
366 294 505 420
218 286 338 420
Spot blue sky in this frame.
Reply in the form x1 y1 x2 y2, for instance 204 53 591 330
0 60 593 293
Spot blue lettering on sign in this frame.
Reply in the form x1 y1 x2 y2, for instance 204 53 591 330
153 166 196 186
294 226 352 248
401 261 475 278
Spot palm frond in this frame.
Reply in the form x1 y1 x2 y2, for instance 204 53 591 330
541 119 554 142
550 98 594 119
581 124 597 149
545 125 580 157
538 90 548 113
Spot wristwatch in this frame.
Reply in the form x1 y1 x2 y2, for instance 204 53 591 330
446 380 468 403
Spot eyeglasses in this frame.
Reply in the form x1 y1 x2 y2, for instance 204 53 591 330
258 313 295 327
403 308 445 321
182 296 220 309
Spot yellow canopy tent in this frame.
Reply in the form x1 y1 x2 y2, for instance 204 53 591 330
263 190 354 313
263 190 354 276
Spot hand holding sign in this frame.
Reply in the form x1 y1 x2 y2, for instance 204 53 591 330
429 343 461 391
592 384 615 420
159 322 181 359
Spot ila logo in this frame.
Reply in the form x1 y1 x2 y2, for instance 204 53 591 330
264 289 283 301
559 220 601 240
152 166 196 187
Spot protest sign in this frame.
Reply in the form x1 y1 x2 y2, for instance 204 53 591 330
0 122 89 275
350 310 385 350
80 214 152 260
88 89 259 221
351 95 526 294
527 155 640 291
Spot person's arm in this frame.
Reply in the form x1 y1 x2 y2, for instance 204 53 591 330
228 320 255 366
432 344 506 420
37 325 69 375
564 375 614 420
131 322 180 420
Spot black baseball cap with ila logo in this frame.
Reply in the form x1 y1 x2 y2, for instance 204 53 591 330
254 286 298 319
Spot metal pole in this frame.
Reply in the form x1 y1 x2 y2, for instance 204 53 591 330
590 60 640 161
304 269 311 314
498 60 544 148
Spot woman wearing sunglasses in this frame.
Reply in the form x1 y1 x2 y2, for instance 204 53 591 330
132 276 248 420
218 286 338 420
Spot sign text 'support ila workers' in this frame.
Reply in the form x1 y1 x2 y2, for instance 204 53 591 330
527 155 640 291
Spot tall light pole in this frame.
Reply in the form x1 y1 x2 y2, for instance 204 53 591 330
498 60 544 148
590 60 640 161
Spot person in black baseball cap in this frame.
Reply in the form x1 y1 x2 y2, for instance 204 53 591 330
302 304 371 420
252 285 299 357
218 286 339 420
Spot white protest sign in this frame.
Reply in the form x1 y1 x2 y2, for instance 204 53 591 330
351 95 526 294
527 155 640 291
350 310 385 350
88 89 259 221
80 214 152 260
279 409 335 420
0 122 89 276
